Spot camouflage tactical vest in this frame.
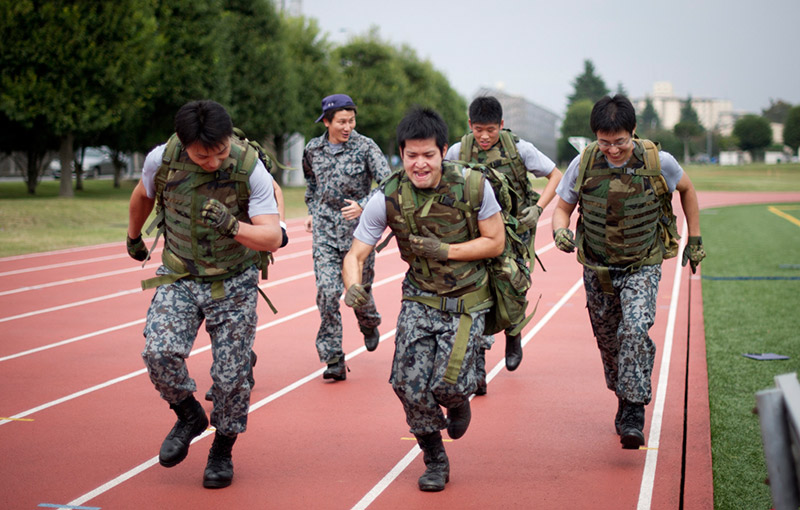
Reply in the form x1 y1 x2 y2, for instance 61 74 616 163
574 139 680 276
153 133 261 281
383 162 489 298
459 129 540 220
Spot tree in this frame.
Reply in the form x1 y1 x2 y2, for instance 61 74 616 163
557 99 595 163
282 15 339 141
567 60 609 106
673 97 704 163
733 115 772 156
762 99 793 124
639 97 661 133
784 106 800 152
396 44 467 148
335 29 409 154
0 1 158 196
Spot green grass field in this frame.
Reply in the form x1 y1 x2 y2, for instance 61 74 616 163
1 162 800 508
700 202 800 509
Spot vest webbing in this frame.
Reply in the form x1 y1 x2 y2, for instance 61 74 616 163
574 139 678 294
385 164 492 384
139 133 276 311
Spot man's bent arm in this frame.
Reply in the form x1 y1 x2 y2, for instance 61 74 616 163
447 212 505 261
343 239 375 289
128 180 155 238
552 198 576 232
236 214 282 252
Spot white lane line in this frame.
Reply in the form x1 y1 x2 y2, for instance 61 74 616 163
0 270 405 424
0 264 161 297
0 289 143 323
637 218 689 510
47 329 397 510
0 319 146 363
350 276 584 510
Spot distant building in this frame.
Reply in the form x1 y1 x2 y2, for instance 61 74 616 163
634 81 736 135
472 87 560 162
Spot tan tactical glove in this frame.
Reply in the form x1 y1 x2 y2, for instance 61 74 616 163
200 198 239 237
553 227 576 253
410 225 449 262
344 283 369 308
126 234 148 261
519 205 543 230
681 236 706 274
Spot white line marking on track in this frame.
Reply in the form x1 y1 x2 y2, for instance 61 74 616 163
636 218 689 510
49 330 397 510
350 276 583 510
0 271 405 424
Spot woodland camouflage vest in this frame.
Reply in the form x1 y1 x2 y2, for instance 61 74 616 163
459 129 538 219
154 134 260 281
383 162 489 298
574 139 680 277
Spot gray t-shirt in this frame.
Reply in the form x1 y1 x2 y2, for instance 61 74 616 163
446 139 556 178
354 174 501 246
141 143 278 217
555 142 684 204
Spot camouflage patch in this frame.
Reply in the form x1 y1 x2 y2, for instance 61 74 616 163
142 265 259 435
583 264 661 405
390 279 485 435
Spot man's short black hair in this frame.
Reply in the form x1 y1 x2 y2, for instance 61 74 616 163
174 100 234 149
468 96 503 125
590 95 637 134
396 107 448 154
323 106 357 123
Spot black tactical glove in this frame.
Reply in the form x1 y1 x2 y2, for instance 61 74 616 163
344 283 369 308
200 198 239 237
553 227 576 253
519 205 543 230
409 225 449 262
126 234 148 261
681 236 706 274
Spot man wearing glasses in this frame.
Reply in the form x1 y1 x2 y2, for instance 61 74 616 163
550 94 705 449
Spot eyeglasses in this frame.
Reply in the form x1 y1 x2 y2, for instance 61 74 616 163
597 137 631 149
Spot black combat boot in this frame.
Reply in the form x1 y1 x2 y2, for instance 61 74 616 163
203 431 238 489
446 400 471 439
159 395 209 467
360 325 380 352
614 397 625 435
206 350 258 402
323 355 348 381
414 431 450 492
474 348 487 396
505 332 523 371
619 401 645 449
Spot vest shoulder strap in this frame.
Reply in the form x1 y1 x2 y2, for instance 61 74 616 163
459 133 474 162
499 130 519 161
574 141 599 192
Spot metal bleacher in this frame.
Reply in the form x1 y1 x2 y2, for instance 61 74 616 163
756 372 800 510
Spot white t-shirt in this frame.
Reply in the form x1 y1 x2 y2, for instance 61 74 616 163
354 172 501 246
141 143 278 217
445 139 556 178
555 143 684 204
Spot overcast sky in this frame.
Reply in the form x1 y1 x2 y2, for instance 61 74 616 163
300 0 800 119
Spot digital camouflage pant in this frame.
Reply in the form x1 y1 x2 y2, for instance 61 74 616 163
312 211 380 364
583 264 661 405
142 265 259 435
391 280 484 435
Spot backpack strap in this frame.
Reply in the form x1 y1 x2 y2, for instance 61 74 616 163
573 141 599 192
459 133 474 162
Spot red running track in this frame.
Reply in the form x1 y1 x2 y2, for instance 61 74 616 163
2 191 798 510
